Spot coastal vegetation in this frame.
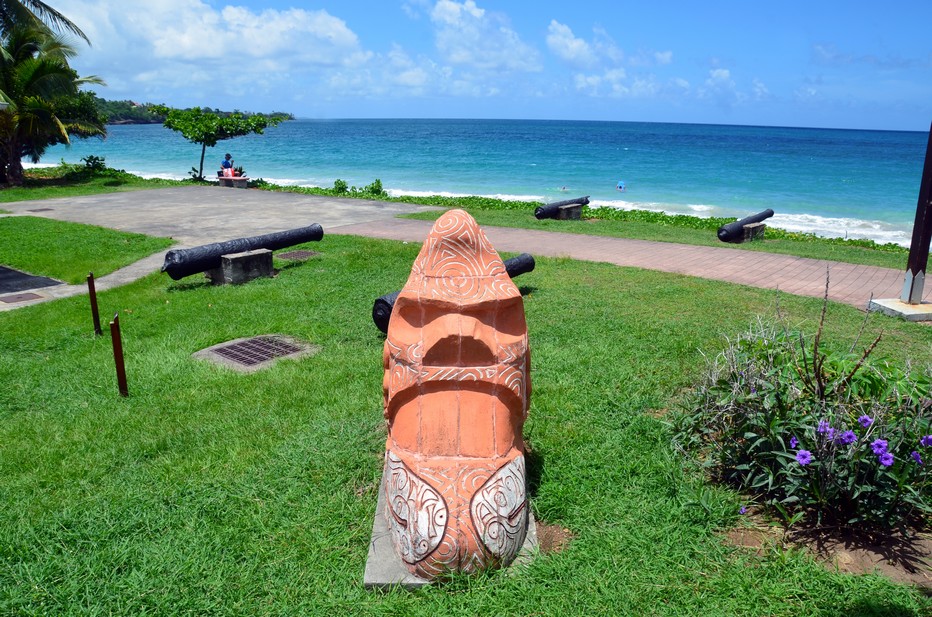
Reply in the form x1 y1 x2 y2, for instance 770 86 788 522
0 158 182 200
674 302 931 531
2 220 930 614
0 1 104 185
0 0 88 42
258 178 912 269
150 105 286 181
90 97 295 125
92 96 163 124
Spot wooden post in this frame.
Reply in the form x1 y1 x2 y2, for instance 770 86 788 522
901 122 932 304
110 313 128 397
87 272 102 336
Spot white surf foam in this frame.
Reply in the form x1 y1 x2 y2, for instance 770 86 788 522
387 188 544 202
587 200 912 246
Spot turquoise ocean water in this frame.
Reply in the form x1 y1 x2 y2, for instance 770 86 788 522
37 119 928 246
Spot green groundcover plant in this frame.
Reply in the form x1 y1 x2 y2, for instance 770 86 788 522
673 301 932 531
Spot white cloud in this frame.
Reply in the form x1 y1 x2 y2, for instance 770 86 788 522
752 78 770 100
54 0 371 107
573 68 631 97
654 51 673 65
429 0 540 72
387 46 432 91
574 73 602 94
592 27 623 64
546 20 596 67
698 68 746 107
628 49 674 67
706 68 734 88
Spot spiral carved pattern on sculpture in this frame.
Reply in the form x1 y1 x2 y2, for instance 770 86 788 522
384 451 448 564
470 456 528 564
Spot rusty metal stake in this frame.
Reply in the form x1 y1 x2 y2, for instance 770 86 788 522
87 272 102 336
110 312 128 397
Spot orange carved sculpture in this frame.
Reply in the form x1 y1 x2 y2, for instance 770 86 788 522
381 209 530 579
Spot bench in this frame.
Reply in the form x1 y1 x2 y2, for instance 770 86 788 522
218 176 249 188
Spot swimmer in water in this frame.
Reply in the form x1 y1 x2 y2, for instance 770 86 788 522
616 180 626 192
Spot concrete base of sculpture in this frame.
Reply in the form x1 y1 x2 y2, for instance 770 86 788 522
867 297 932 322
363 466 538 590
205 249 273 285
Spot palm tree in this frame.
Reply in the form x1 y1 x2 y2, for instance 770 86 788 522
0 1 88 43
0 25 103 184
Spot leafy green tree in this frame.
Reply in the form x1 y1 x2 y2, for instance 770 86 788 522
151 105 285 180
0 25 104 184
0 0 88 42
92 96 163 124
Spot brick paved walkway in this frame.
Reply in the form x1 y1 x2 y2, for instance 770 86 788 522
334 219 925 310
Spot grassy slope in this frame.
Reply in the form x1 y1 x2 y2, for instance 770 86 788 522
1 233 929 615
0 216 173 283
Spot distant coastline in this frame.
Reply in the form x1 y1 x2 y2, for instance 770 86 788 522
106 119 162 125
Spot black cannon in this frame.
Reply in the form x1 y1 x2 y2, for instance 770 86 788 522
716 209 774 243
161 224 324 280
534 196 590 220
372 253 536 334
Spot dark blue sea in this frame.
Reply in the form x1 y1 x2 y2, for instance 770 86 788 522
38 119 928 245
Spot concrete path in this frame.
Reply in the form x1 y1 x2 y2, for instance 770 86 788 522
0 186 927 311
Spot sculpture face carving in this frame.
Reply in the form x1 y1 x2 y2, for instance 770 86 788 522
382 209 530 578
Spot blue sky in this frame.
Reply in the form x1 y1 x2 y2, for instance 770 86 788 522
55 0 932 130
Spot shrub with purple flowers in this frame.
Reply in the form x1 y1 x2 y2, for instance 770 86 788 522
672 313 932 530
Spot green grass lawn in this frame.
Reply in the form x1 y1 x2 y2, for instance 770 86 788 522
1 228 930 615
0 165 185 203
0 216 173 283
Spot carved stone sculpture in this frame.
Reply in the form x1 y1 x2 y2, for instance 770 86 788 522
381 209 531 579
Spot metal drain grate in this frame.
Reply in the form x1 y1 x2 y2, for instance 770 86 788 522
26 208 54 212
212 336 302 366
193 334 319 373
0 292 43 304
276 250 319 260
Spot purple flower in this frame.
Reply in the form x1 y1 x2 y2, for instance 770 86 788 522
789 436 799 449
912 451 924 466
796 450 813 466
817 419 831 434
739 506 747 515
879 452 894 467
921 435 932 447
858 415 873 428
871 439 888 455
839 430 857 445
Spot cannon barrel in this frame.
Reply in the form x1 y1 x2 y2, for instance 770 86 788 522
161 224 324 280
372 253 536 334
716 209 774 243
534 196 590 220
